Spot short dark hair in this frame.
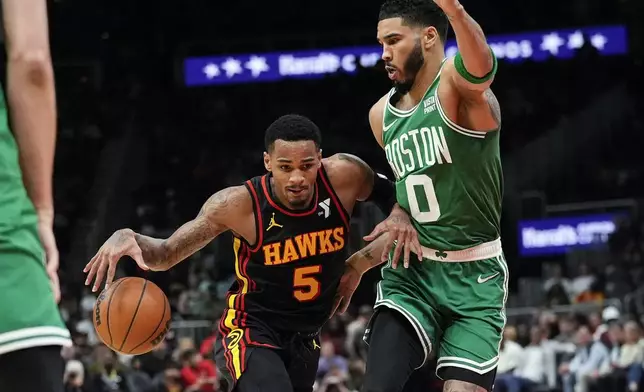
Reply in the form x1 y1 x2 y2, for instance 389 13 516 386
264 114 322 152
379 0 449 42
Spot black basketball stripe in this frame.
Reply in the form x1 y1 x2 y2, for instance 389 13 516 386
105 279 127 346
118 279 148 352
128 291 168 353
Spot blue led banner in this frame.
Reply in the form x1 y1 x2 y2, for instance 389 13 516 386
184 25 627 87
518 213 622 257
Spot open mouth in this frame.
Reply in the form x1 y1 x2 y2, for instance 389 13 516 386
385 66 398 80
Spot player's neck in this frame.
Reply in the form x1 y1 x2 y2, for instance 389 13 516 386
406 55 445 103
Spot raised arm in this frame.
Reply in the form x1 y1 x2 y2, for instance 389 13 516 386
84 185 253 291
435 0 501 130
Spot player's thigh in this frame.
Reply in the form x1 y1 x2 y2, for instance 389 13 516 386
362 308 427 392
215 331 293 392
436 256 508 391
235 348 293 392
287 336 320 392
0 345 64 392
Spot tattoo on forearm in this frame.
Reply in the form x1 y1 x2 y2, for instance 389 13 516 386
147 186 243 269
360 248 374 261
484 89 501 127
443 380 487 392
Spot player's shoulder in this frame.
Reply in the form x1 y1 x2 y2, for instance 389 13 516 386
369 94 390 147
369 94 389 128
322 154 371 184
203 184 254 218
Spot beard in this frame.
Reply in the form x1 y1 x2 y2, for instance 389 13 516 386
393 39 425 95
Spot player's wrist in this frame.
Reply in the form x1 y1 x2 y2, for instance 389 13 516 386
445 3 466 21
348 251 378 274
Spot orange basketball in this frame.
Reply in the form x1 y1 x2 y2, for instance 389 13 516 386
93 277 171 355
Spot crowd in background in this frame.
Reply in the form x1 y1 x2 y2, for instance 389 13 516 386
1 0 639 391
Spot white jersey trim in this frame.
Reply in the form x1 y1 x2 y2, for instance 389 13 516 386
420 237 502 262
433 87 488 139
386 59 448 118
0 326 72 355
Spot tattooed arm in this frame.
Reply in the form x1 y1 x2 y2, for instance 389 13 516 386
324 153 376 207
137 186 251 269
84 185 253 291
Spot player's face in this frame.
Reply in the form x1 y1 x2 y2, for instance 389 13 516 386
264 140 322 209
377 17 438 94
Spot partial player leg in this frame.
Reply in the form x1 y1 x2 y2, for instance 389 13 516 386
287 334 321 392
235 348 294 392
435 255 508 392
0 346 64 392
362 308 427 392
215 326 294 392
215 343 294 392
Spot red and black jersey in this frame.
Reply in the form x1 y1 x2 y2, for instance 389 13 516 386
218 166 351 337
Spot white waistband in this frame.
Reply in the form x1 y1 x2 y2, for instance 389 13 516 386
421 238 502 262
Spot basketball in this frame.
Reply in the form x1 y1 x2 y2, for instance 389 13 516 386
93 277 172 355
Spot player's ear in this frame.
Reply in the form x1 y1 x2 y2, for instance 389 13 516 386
317 149 323 168
263 151 271 172
422 26 438 50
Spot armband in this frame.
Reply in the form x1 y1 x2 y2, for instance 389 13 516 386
366 172 397 213
453 47 497 84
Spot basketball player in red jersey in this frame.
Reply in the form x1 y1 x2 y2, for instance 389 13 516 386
84 114 421 392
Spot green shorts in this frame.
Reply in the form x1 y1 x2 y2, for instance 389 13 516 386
0 222 71 355
367 246 508 378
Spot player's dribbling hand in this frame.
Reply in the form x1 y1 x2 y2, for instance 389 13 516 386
83 229 150 292
37 214 61 303
363 204 422 269
331 263 363 316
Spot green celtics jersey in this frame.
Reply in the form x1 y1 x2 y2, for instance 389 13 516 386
0 85 71 354
0 86 35 229
382 65 502 252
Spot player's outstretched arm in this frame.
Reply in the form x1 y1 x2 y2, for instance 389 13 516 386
435 0 496 93
84 185 252 291
332 232 394 315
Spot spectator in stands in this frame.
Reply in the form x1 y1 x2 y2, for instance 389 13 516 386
127 357 154 392
344 305 372 361
599 321 644 392
90 346 131 392
594 306 621 342
139 340 172 379
571 263 598 302
495 326 556 392
63 359 85 392
496 326 524 380
318 341 349 380
559 325 610 392
543 264 573 304
179 349 217 392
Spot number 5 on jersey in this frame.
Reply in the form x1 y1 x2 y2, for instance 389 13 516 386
293 265 321 302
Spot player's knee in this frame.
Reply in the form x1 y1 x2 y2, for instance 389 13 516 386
439 368 496 392
442 380 489 392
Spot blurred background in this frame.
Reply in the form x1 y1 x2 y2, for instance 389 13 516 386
3 0 643 391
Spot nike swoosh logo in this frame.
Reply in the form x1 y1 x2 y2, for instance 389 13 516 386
477 272 500 284
383 120 398 132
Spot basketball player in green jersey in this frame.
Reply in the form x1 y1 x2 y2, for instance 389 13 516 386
334 0 505 391
0 0 71 391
